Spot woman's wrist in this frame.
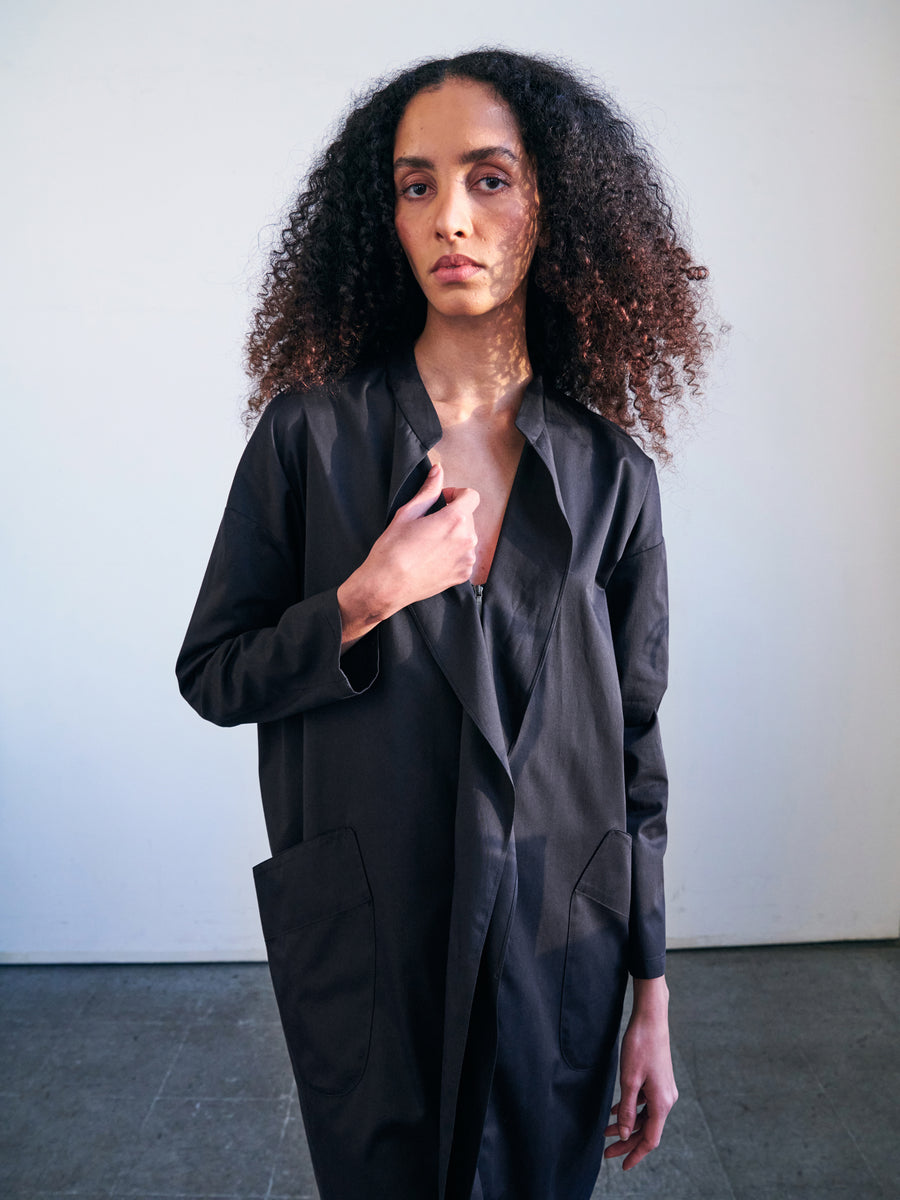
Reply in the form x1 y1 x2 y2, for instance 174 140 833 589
337 564 396 647
630 974 670 1019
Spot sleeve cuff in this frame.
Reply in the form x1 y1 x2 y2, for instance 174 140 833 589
339 631 379 693
628 950 667 980
324 587 379 696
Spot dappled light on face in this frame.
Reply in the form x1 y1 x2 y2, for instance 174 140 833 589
245 49 713 460
392 77 542 386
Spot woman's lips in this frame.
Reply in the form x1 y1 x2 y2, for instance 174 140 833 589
431 255 482 283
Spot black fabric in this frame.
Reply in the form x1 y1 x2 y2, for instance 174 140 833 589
177 348 669 1200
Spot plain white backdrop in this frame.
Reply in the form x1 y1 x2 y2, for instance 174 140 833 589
1 0 898 960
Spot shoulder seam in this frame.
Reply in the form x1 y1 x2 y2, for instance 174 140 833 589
619 467 659 560
620 537 664 562
223 504 296 571
543 387 653 463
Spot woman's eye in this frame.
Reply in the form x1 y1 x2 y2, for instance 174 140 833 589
402 182 429 198
477 175 507 191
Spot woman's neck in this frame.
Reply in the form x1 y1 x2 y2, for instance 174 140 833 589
413 306 532 422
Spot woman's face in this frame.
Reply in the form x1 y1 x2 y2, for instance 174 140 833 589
393 78 541 322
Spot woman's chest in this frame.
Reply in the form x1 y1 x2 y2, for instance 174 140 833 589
428 422 527 586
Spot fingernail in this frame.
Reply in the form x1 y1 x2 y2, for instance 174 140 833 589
619 1127 631 1140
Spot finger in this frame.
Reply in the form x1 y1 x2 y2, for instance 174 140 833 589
442 486 480 514
622 1137 655 1171
604 1104 646 1145
620 1110 666 1171
604 1116 645 1139
603 1134 640 1160
399 463 443 520
616 1083 640 1142
603 1122 645 1159
639 1109 666 1157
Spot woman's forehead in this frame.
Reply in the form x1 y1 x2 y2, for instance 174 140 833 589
393 78 524 160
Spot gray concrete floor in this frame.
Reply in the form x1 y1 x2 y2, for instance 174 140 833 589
1 941 897 1199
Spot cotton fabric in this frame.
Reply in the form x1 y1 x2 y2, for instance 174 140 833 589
177 349 669 1200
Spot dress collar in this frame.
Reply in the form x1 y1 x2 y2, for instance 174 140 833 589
386 343 549 452
382 342 572 771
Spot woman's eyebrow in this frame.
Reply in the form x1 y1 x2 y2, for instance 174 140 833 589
393 145 519 171
459 145 518 165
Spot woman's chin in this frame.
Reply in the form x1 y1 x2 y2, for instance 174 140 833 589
424 290 521 324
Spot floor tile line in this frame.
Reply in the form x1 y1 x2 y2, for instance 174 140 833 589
152 1022 198 1106
5 946 898 1200
797 1042 889 1193
107 1021 196 1196
691 1088 741 1200
264 1089 299 1199
144 1092 296 1103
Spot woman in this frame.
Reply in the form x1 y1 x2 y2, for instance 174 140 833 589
177 49 710 1200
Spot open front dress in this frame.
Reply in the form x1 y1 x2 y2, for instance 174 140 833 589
177 348 669 1200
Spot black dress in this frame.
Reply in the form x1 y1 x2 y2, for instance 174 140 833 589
177 349 669 1200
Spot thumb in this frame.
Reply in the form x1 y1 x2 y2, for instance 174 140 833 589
442 486 481 513
617 1085 638 1141
397 463 443 521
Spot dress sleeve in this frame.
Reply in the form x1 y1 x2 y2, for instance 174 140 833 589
175 403 378 727
605 466 669 978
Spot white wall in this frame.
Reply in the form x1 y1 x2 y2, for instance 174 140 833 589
1 0 897 961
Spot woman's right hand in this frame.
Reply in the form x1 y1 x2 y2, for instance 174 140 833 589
337 463 480 646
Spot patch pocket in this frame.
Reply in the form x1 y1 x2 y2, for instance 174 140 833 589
253 827 374 1095
560 828 632 1071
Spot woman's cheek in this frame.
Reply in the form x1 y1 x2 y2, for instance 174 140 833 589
394 219 420 281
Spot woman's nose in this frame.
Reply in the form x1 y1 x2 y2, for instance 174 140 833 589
434 184 472 241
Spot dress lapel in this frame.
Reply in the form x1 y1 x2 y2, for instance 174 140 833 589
386 352 573 1195
481 379 573 758
385 351 511 776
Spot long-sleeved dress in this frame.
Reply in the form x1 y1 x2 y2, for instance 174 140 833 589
176 348 669 1200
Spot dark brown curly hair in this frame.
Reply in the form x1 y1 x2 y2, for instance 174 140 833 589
245 48 712 456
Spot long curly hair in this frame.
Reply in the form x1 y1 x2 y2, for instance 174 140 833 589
245 48 712 456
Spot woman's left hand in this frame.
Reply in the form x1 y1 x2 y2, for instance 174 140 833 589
603 974 678 1170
